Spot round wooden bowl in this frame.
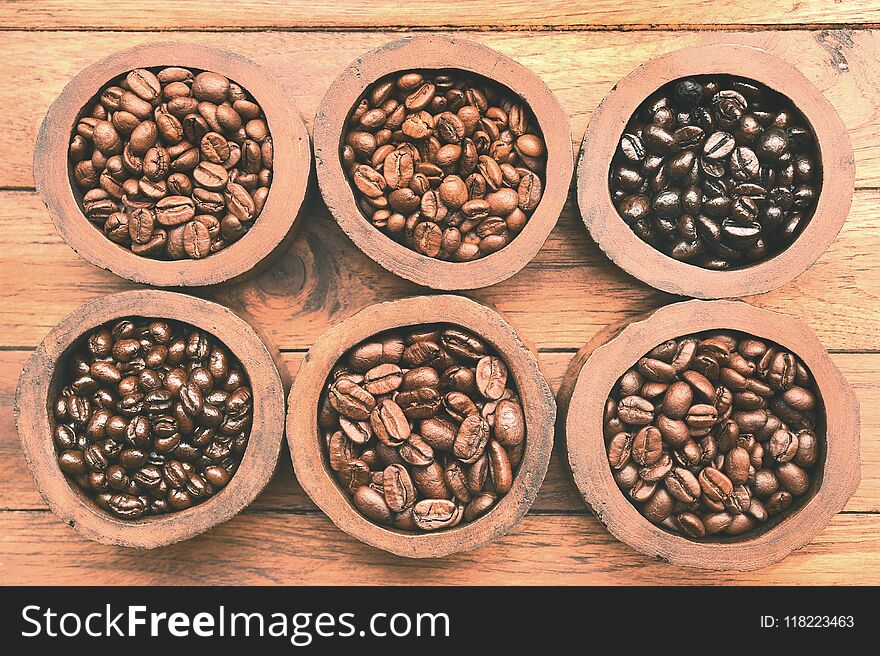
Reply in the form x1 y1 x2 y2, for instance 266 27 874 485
577 44 855 299
313 35 573 290
287 295 555 557
14 290 285 548
558 300 860 571
34 41 312 287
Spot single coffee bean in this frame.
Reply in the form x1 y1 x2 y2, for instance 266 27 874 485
382 463 416 512
353 485 392 523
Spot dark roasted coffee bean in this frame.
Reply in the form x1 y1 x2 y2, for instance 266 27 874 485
611 75 820 268
51 318 251 519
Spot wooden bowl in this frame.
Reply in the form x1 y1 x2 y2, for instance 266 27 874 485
286 295 555 557
14 290 285 548
313 35 573 290
577 44 855 299
558 300 860 571
34 41 312 287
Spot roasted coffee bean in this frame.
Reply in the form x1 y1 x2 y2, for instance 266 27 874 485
382 463 416 512
665 467 701 504
343 70 545 261
353 485 392 523
606 329 821 541
618 395 655 425
631 426 663 466
370 399 411 446
413 499 463 531
642 487 674 524
475 356 508 400
51 318 251 519
329 378 376 421
70 66 273 260
320 324 525 532
611 75 821 268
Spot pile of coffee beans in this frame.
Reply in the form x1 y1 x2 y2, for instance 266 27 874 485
70 67 273 260
604 331 822 539
341 70 546 261
610 75 821 269
319 325 526 531
52 318 253 519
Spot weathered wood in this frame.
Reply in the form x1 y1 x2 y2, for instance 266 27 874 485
3 351 877 513
1 30 878 188
1 511 877 585
1 189 877 350
1 1 878 31
0 16 877 585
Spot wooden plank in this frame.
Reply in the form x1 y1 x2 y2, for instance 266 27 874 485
0 30 878 188
1 188 878 351
0 510 877 585
3 351 877 513
2 1 879 31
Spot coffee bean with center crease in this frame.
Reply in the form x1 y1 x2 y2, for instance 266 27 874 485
51 317 252 519
320 324 526 532
605 329 821 540
610 75 821 269
70 66 274 260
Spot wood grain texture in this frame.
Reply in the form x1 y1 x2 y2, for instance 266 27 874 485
1 1 879 31
3 351 877 515
0 16 877 584
1 511 877 586
1 30 878 189
2 189 877 351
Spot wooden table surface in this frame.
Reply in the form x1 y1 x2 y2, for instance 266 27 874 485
1 1 878 585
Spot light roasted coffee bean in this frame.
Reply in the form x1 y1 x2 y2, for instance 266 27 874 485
71 66 274 260
52 318 251 519
320 324 526 532
342 70 546 262
605 329 821 540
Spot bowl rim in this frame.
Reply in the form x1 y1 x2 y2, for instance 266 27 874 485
14 289 286 548
34 40 312 287
561 299 861 570
286 294 556 558
576 43 855 299
313 35 573 291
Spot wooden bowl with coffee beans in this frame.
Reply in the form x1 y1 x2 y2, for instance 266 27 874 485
577 44 854 299
313 35 573 290
14 290 285 548
557 300 860 571
34 41 311 287
286 295 555 557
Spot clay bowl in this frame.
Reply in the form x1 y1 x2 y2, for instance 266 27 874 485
577 44 854 299
313 35 573 290
34 41 311 287
14 290 285 548
558 300 860 570
287 295 555 557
